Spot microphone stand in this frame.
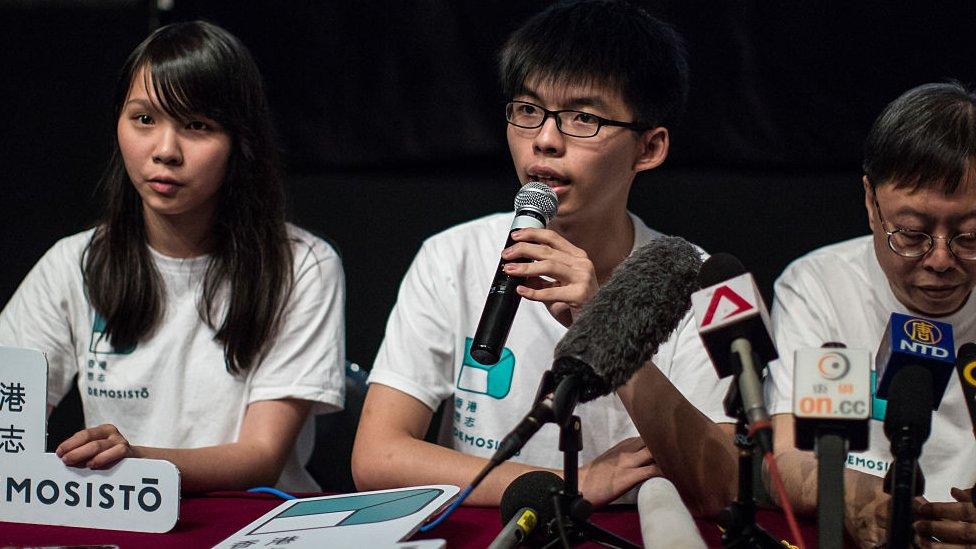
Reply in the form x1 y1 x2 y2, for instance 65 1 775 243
886 432 922 549
814 426 847 549
719 351 782 549
541 414 640 549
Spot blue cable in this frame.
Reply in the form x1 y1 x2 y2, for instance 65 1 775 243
418 485 474 532
248 486 297 500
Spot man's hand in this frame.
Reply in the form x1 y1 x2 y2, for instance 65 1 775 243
578 436 660 507
501 228 598 327
914 487 976 547
843 470 890 548
56 424 137 469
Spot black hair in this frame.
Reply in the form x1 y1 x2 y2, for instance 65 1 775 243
83 21 293 375
863 81 976 194
499 0 689 129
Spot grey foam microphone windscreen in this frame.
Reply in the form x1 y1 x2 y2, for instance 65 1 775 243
552 235 703 402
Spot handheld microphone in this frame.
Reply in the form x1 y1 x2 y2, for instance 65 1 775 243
953 342 976 437
874 312 954 408
638 478 706 549
471 182 558 365
884 363 934 549
490 236 703 464
793 342 871 549
492 471 564 548
691 253 777 452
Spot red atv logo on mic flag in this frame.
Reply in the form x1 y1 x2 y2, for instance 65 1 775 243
700 285 754 327
691 272 762 333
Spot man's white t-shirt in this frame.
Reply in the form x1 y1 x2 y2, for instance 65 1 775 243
765 235 976 501
370 212 732 471
0 224 346 492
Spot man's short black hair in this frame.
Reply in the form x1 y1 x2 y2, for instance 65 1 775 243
499 0 689 129
864 81 976 194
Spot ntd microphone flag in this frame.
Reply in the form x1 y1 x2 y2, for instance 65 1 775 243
875 313 954 408
691 271 776 378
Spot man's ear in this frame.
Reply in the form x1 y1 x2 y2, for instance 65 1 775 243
863 175 878 231
633 127 669 173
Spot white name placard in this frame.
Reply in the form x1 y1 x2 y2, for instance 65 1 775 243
0 452 180 532
0 347 48 454
215 485 460 548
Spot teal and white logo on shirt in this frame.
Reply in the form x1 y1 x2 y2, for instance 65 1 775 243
89 314 136 355
457 337 515 399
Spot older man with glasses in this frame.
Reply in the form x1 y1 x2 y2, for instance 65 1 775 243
765 81 976 547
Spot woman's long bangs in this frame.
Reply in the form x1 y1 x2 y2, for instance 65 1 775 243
144 48 230 127
128 22 245 128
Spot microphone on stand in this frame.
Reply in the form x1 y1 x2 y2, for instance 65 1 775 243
953 342 976 504
490 471 563 548
637 478 706 549
471 182 558 365
792 342 871 549
953 342 976 438
490 235 703 465
691 253 777 452
884 363 935 549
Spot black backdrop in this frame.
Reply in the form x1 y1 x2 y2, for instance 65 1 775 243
2 2 975 481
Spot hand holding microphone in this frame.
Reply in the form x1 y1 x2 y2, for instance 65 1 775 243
471 182 559 365
490 235 703 465
502 226 599 328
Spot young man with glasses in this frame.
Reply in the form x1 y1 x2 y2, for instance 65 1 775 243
766 82 976 546
353 0 737 512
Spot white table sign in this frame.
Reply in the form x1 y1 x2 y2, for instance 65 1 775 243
0 346 48 454
215 485 460 548
0 452 180 532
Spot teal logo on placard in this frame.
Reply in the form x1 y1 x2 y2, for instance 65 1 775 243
871 369 887 421
457 337 515 399
89 314 136 355
247 488 446 534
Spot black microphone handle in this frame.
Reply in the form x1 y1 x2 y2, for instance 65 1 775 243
888 431 919 549
815 428 847 549
471 235 525 365
471 209 547 365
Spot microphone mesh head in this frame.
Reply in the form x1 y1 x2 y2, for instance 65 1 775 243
697 252 746 289
500 471 563 542
515 182 559 222
884 363 933 453
959 342 976 362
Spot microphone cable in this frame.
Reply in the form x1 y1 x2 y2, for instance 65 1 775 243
418 462 495 532
758 439 806 549
247 486 297 500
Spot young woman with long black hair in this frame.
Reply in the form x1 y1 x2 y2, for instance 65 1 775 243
0 21 344 493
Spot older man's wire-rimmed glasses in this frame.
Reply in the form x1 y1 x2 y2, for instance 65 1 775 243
873 197 976 260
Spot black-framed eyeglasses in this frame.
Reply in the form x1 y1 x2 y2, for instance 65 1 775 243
505 101 648 138
873 197 976 260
